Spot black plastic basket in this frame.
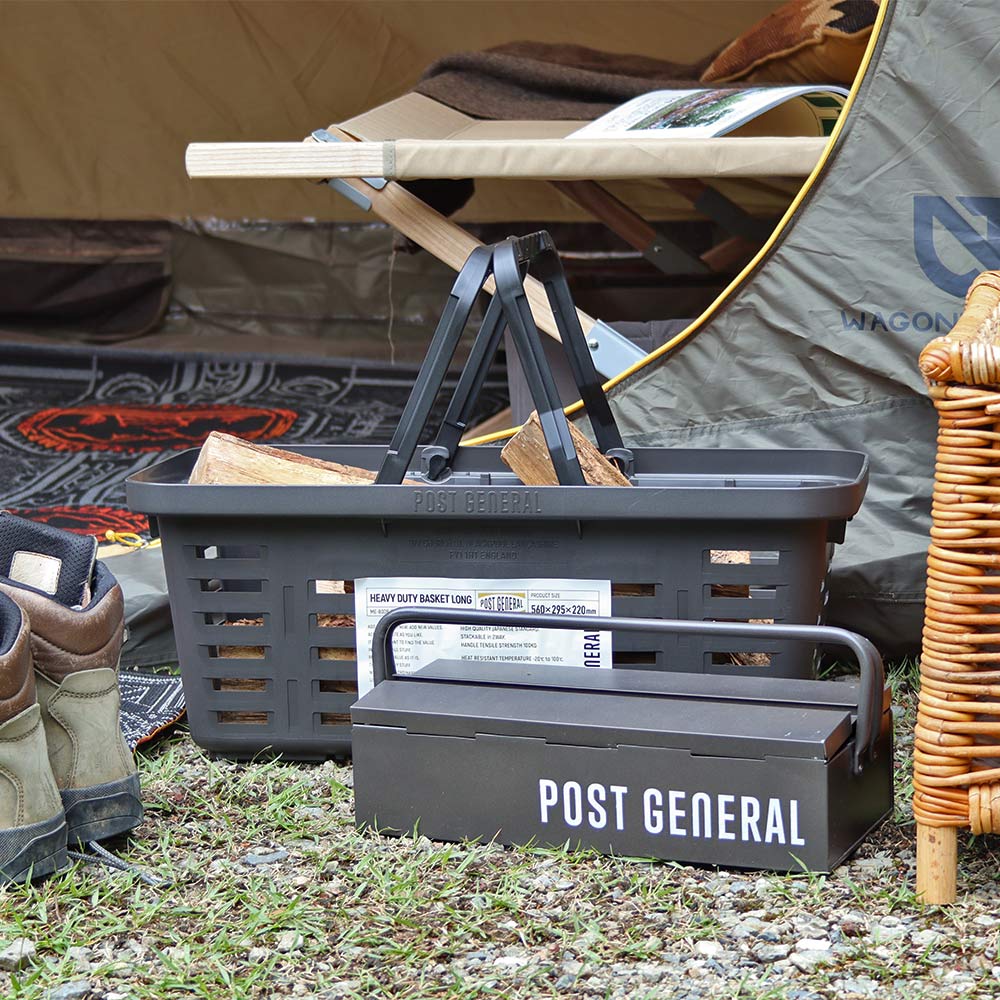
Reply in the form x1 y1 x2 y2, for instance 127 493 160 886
127 233 868 760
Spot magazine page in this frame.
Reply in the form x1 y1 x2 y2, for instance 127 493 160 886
568 86 849 139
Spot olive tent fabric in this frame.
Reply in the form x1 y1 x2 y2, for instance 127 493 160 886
605 0 996 656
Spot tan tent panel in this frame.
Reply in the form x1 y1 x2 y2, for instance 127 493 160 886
3 0 778 222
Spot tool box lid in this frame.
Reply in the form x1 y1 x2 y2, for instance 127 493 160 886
351 662 889 761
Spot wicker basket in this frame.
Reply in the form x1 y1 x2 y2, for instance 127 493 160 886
916 271 1000 903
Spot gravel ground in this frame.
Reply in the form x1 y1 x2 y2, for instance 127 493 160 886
2 675 1000 1000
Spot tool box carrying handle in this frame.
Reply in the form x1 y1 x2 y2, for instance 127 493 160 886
375 232 629 485
371 608 885 775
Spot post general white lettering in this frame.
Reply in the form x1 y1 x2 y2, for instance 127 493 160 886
789 800 805 846
643 788 664 834
718 794 736 841
586 783 607 829
765 798 785 844
537 779 805 848
668 790 687 837
563 781 583 827
609 785 627 831
692 792 711 839
741 796 762 843
539 779 558 824
539 779 630 830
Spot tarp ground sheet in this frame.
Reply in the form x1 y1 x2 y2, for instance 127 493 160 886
608 0 995 657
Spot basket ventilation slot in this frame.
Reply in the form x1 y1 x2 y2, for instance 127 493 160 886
195 545 263 560
199 579 264 593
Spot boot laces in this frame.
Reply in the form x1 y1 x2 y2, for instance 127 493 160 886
68 840 169 888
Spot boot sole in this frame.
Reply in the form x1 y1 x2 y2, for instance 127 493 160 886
0 811 68 884
62 773 143 844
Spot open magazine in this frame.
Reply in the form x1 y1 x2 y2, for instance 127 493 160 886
568 85 850 140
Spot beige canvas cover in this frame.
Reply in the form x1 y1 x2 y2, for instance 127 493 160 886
341 93 828 179
187 92 827 183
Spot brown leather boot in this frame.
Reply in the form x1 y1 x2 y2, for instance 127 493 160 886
0 591 67 882
0 514 141 845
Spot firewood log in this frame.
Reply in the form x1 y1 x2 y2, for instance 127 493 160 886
190 431 416 486
500 412 631 486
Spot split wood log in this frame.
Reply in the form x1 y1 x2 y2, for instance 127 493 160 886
708 550 770 666
189 431 416 486
499 411 631 487
218 614 357 722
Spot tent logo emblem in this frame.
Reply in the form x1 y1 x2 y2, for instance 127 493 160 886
914 196 1000 297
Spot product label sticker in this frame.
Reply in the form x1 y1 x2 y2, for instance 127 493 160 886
354 577 612 696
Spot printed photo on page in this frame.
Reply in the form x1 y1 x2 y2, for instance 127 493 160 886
568 85 849 140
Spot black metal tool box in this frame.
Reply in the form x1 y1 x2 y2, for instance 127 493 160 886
352 609 892 872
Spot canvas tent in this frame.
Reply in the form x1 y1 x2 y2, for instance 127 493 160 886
0 0 823 361
3 1 792 222
597 0 991 655
1 0 989 657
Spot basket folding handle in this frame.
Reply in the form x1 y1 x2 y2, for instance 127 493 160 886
371 607 884 775
490 235 627 480
376 243 494 484
375 232 628 485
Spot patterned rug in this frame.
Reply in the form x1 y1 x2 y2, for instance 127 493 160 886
0 343 508 537
119 670 188 750
0 342 507 748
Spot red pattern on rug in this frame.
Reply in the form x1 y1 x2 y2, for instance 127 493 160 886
0 348 507 540
18 404 297 453
7 505 150 537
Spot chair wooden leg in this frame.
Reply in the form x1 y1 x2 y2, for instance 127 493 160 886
320 128 601 348
916 823 957 903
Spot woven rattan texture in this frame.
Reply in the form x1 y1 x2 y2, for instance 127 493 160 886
915 382 1000 832
916 270 1000 836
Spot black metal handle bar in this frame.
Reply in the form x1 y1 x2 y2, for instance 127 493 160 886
370 607 884 775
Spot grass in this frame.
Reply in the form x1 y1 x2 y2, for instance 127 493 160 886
1 662 999 999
